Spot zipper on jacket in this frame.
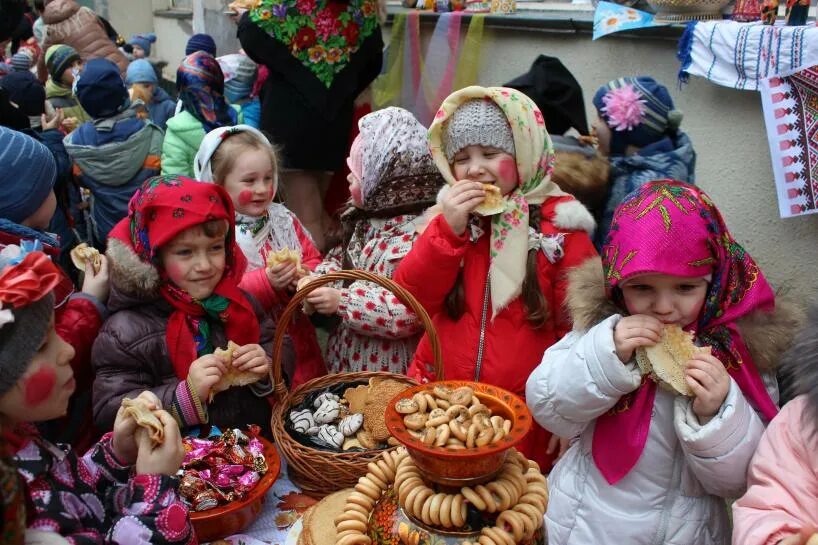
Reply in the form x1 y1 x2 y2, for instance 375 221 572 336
654 441 682 545
474 271 491 381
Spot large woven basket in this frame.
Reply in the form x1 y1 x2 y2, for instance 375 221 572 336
647 0 731 22
269 270 442 497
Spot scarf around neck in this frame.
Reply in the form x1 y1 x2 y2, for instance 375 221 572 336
428 86 566 318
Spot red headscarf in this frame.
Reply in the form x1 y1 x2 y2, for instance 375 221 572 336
109 175 260 379
593 180 777 485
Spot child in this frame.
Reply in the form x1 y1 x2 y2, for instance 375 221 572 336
591 76 695 246
218 53 260 129
126 58 175 130
526 180 802 545
194 125 324 388
92 175 293 436
732 308 818 545
185 33 217 57
394 87 598 469
128 32 156 59
161 51 239 177
0 126 108 451
64 58 163 249
306 107 444 374
43 44 90 131
0 250 194 543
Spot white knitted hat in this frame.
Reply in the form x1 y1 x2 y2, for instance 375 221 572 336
443 99 516 161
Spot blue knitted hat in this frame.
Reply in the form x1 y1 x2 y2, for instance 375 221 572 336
126 59 158 85
128 32 156 57
592 76 683 155
10 52 31 72
0 127 56 223
186 33 217 56
75 58 129 119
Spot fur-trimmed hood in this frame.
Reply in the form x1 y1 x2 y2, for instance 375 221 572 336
565 257 806 371
105 237 161 305
781 306 818 420
551 135 610 216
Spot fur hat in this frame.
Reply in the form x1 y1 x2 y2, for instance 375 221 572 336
128 32 156 57
443 98 515 162
186 33 216 56
0 127 56 223
44 44 80 82
592 76 683 155
0 251 61 396
75 58 129 119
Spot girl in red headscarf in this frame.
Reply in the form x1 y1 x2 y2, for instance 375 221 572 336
91 175 294 436
526 180 803 545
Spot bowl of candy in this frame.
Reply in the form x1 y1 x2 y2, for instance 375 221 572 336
385 381 532 486
180 426 281 541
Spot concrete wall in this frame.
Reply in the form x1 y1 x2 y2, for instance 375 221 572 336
383 24 818 302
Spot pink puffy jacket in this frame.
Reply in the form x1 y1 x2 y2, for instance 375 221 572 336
733 395 818 545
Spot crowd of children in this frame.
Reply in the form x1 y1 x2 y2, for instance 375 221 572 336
1 6 817 543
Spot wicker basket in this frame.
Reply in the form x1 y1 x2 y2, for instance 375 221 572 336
647 0 731 22
269 270 443 497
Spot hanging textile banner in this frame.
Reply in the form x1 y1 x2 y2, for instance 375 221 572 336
373 12 485 124
593 2 668 40
759 67 818 218
678 20 818 90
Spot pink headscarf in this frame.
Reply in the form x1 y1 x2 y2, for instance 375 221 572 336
593 180 777 485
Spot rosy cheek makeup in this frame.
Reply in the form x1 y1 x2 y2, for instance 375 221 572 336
238 190 254 206
23 367 57 407
498 158 517 185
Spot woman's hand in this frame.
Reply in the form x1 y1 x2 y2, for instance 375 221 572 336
612 314 663 363
441 181 486 236
686 352 731 420
134 411 186 476
111 391 163 466
232 343 269 378
305 287 341 315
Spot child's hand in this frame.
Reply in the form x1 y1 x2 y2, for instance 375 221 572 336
613 315 663 363
232 343 269 378
135 410 185 476
686 352 731 420
547 435 571 466
41 108 64 131
61 116 78 133
188 354 227 401
441 181 486 236
305 287 341 315
266 262 298 290
778 527 818 545
81 254 110 302
112 391 162 466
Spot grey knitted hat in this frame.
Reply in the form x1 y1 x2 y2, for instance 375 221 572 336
0 292 54 396
443 99 516 162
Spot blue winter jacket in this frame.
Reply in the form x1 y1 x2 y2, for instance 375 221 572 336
148 86 176 131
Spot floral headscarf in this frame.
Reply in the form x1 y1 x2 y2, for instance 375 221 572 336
177 52 238 132
428 86 566 317
108 175 260 379
593 180 777 485
250 0 380 88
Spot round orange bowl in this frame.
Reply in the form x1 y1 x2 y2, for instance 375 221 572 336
385 381 532 486
190 436 281 542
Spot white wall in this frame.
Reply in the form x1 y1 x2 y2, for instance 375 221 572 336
385 24 818 302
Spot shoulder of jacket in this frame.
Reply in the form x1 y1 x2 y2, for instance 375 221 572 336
541 196 596 235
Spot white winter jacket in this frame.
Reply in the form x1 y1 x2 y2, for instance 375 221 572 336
526 314 777 545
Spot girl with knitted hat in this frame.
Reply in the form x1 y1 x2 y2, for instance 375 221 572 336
161 52 241 177
0 250 193 543
92 175 293 436
394 86 598 469
591 76 696 247
193 125 325 388
303 107 445 374
527 180 802 544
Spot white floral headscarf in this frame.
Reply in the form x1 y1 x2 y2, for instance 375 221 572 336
428 86 565 317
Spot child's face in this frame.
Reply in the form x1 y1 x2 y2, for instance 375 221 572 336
620 273 709 328
132 82 155 101
60 59 84 86
159 225 227 300
592 115 611 156
222 148 275 217
347 172 363 207
132 45 146 59
21 190 57 231
452 145 518 196
0 313 76 424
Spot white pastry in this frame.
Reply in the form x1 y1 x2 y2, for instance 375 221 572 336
317 424 344 448
314 400 341 424
313 392 340 408
338 413 364 436
289 408 315 434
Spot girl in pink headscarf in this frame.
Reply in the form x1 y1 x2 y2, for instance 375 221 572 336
526 180 803 545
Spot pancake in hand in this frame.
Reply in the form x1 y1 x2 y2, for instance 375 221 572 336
635 324 711 396
473 184 505 216
209 341 262 401
121 397 164 445
70 243 102 273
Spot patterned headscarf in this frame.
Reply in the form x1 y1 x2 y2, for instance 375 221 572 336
428 86 566 318
347 107 444 215
177 52 238 132
593 180 777 485
108 175 260 379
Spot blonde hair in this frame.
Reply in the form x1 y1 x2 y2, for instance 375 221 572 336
210 131 280 186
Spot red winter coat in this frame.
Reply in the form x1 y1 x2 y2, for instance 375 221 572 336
394 196 597 470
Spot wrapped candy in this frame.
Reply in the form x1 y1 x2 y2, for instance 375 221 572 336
193 490 219 511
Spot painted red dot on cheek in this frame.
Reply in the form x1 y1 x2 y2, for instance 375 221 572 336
23 367 57 406
498 158 518 185
238 190 253 205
